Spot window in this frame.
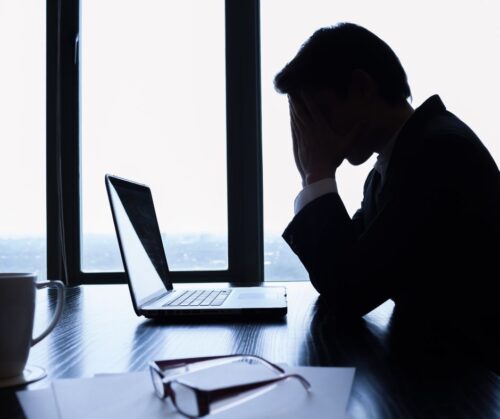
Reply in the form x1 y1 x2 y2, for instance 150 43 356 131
81 0 228 273
261 0 499 280
48 0 262 285
0 2 46 279
47 0 499 285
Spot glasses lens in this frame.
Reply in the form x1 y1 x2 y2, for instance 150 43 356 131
150 367 166 398
171 381 200 417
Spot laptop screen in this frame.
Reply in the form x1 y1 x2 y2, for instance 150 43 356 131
106 176 172 306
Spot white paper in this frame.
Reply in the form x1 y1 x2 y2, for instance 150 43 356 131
204 365 355 419
16 387 61 419
52 372 171 419
18 365 355 419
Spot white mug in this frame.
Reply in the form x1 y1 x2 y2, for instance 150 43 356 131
0 273 65 379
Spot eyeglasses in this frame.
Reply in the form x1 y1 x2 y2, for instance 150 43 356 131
149 355 311 418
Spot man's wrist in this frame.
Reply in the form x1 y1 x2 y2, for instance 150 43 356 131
295 177 338 214
303 171 336 187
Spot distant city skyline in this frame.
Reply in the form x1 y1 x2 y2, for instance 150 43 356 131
0 234 307 281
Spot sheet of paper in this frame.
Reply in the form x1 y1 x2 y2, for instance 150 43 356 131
49 365 355 419
205 365 355 419
16 387 61 419
17 383 356 419
16 373 122 419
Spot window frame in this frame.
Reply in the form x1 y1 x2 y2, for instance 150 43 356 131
47 0 264 285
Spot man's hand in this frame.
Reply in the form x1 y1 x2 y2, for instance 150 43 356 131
289 93 358 186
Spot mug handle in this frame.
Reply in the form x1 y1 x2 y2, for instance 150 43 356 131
31 281 65 346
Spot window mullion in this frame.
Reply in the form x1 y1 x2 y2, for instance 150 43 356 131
225 0 264 284
47 0 81 285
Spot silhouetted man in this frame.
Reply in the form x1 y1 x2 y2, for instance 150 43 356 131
275 23 499 362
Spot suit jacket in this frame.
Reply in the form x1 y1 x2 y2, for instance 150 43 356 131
283 95 500 346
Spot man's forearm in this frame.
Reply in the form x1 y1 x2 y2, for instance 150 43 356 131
284 193 391 318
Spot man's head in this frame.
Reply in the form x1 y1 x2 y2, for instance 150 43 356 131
275 23 412 165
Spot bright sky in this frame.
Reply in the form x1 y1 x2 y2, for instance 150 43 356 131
1 0 499 238
0 1 45 236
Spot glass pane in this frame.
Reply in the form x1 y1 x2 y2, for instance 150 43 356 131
261 0 500 280
81 0 227 272
0 2 46 279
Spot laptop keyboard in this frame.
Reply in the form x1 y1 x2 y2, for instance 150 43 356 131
162 289 232 307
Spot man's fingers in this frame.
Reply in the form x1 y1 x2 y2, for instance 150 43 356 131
293 136 305 179
289 98 306 180
301 93 328 128
289 95 310 129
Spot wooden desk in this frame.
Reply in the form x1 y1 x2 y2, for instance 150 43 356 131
1 282 498 418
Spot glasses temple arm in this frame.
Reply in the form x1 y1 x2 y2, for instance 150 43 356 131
154 355 236 370
204 374 311 405
154 354 285 374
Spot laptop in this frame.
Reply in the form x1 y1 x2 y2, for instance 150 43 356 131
105 174 287 319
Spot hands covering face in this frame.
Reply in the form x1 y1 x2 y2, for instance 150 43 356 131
289 92 364 186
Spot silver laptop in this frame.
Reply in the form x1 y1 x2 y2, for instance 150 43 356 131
105 175 287 319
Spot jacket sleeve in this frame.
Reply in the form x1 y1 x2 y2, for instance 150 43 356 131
283 192 400 318
282 135 491 319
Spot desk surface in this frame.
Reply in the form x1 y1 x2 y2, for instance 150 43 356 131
1 282 498 418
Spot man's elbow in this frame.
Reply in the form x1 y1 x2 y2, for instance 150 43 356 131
308 270 389 319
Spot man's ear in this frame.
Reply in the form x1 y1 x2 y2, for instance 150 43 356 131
349 69 377 103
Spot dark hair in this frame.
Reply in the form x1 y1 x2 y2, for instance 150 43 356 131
274 23 411 106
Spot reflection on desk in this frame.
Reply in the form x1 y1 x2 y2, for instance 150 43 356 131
1 282 498 419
